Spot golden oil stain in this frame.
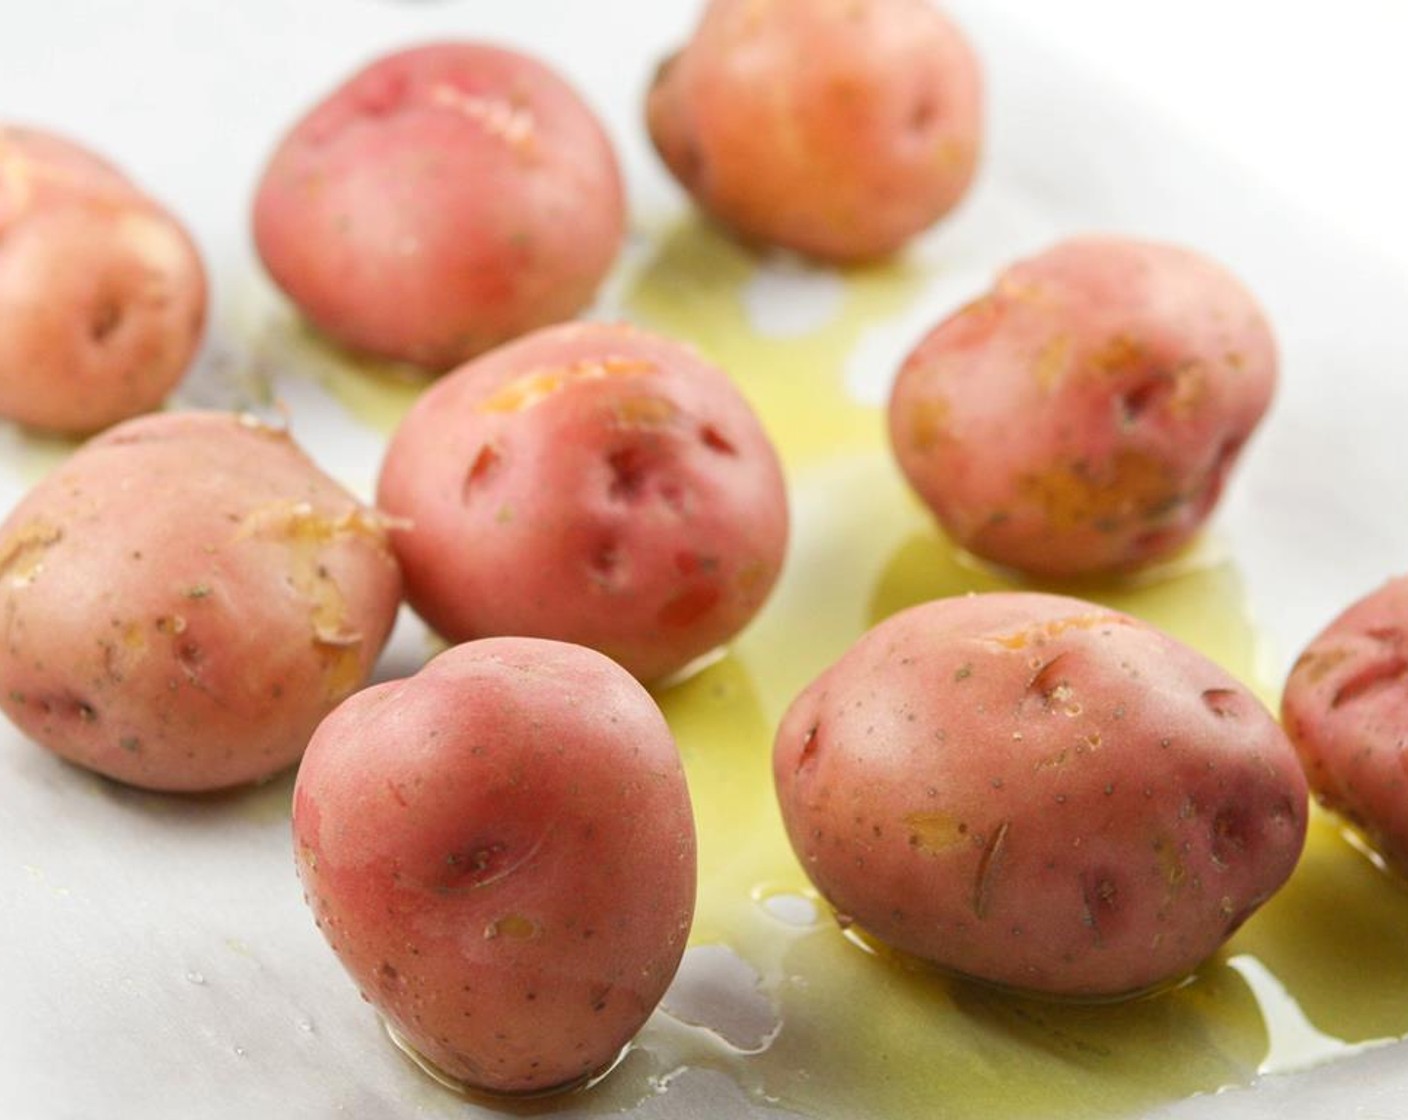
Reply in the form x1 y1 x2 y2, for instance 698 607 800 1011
625 217 927 464
217 218 1408 1117
627 216 1408 1119
227 271 430 435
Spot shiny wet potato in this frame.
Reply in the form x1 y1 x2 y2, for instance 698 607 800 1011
292 637 697 1096
0 125 207 434
647 0 982 262
774 592 1308 1000
1282 576 1408 878
377 321 789 683
888 236 1277 577
253 42 624 371
0 411 401 791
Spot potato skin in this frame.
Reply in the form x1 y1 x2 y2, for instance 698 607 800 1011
773 592 1307 999
1282 576 1408 877
888 236 1277 577
0 411 402 792
292 637 697 1096
376 321 788 683
252 42 624 370
647 0 982 262
0 125 207 434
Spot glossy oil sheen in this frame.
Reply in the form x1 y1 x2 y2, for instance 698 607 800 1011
215 218 1408 1118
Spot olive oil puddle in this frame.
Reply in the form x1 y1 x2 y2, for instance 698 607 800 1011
238 217 1408 1117
628 219 1408 1119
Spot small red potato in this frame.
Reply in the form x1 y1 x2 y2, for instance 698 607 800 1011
0 411 402 792
253 42 625 370
292 637 697 1096
376 320 789 683
0 124 207 434
1282 576 1408 878
646 0 982 262
774 592 1307 1000
888 236 1277 578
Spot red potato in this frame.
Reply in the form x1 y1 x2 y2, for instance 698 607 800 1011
0 411 402 792
292 637 697 1096
377 320 789 683
0 124 207 434
888 235 1277 578
774 592 1308 1000
252 42 624 371
647 0 982 262
1282 576 1408 878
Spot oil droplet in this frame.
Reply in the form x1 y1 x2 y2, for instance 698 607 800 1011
184 970 206 986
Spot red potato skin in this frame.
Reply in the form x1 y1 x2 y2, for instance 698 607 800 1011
888 236 1277 578
774 592 1307 1000
376 321 789 683
0 125 207 434
0 411 402 792
252 42 624 370
1282 576 1408 877
292 638 697 1096
647 0 982 263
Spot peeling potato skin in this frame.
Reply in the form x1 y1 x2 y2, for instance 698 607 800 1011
0 124 207 435
773 592 1307 1000
291 637 697 1096
376 320 789 684
646 0 982 263
0 411 402 792
887 236 1277 577
1282 576 1408 878
252 42 624 371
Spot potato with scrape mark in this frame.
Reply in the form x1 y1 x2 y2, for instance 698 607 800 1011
252 42 624 370
0 411 402 792
647 0 982 262
292 637 696 1096
376 320 788 683
1282 576 1408 878
773 592 1307 999
0 124 207 434
888 236 1277 577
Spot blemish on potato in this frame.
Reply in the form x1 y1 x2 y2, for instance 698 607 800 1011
0 520 63 586
1033 333 1073 391
972 820 1011 919
483 914 540 942
460 444 504 502
1329 652 1408 710
1201 688 1244 719
904 810 966 855
478 356 655 414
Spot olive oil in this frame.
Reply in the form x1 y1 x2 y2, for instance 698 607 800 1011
230 216 1408 1118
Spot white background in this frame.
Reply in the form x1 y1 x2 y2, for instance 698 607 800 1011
992 1 1408 289
3 3 1408 1119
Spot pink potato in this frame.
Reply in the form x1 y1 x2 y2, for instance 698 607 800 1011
646 0 982 262
1282 576 1408 878
888 235 1277 578
376 320 789 683
292 637 697 1096
0 124 207 434
0 411 402 792
252 42 625 371
774 592 1307 1000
